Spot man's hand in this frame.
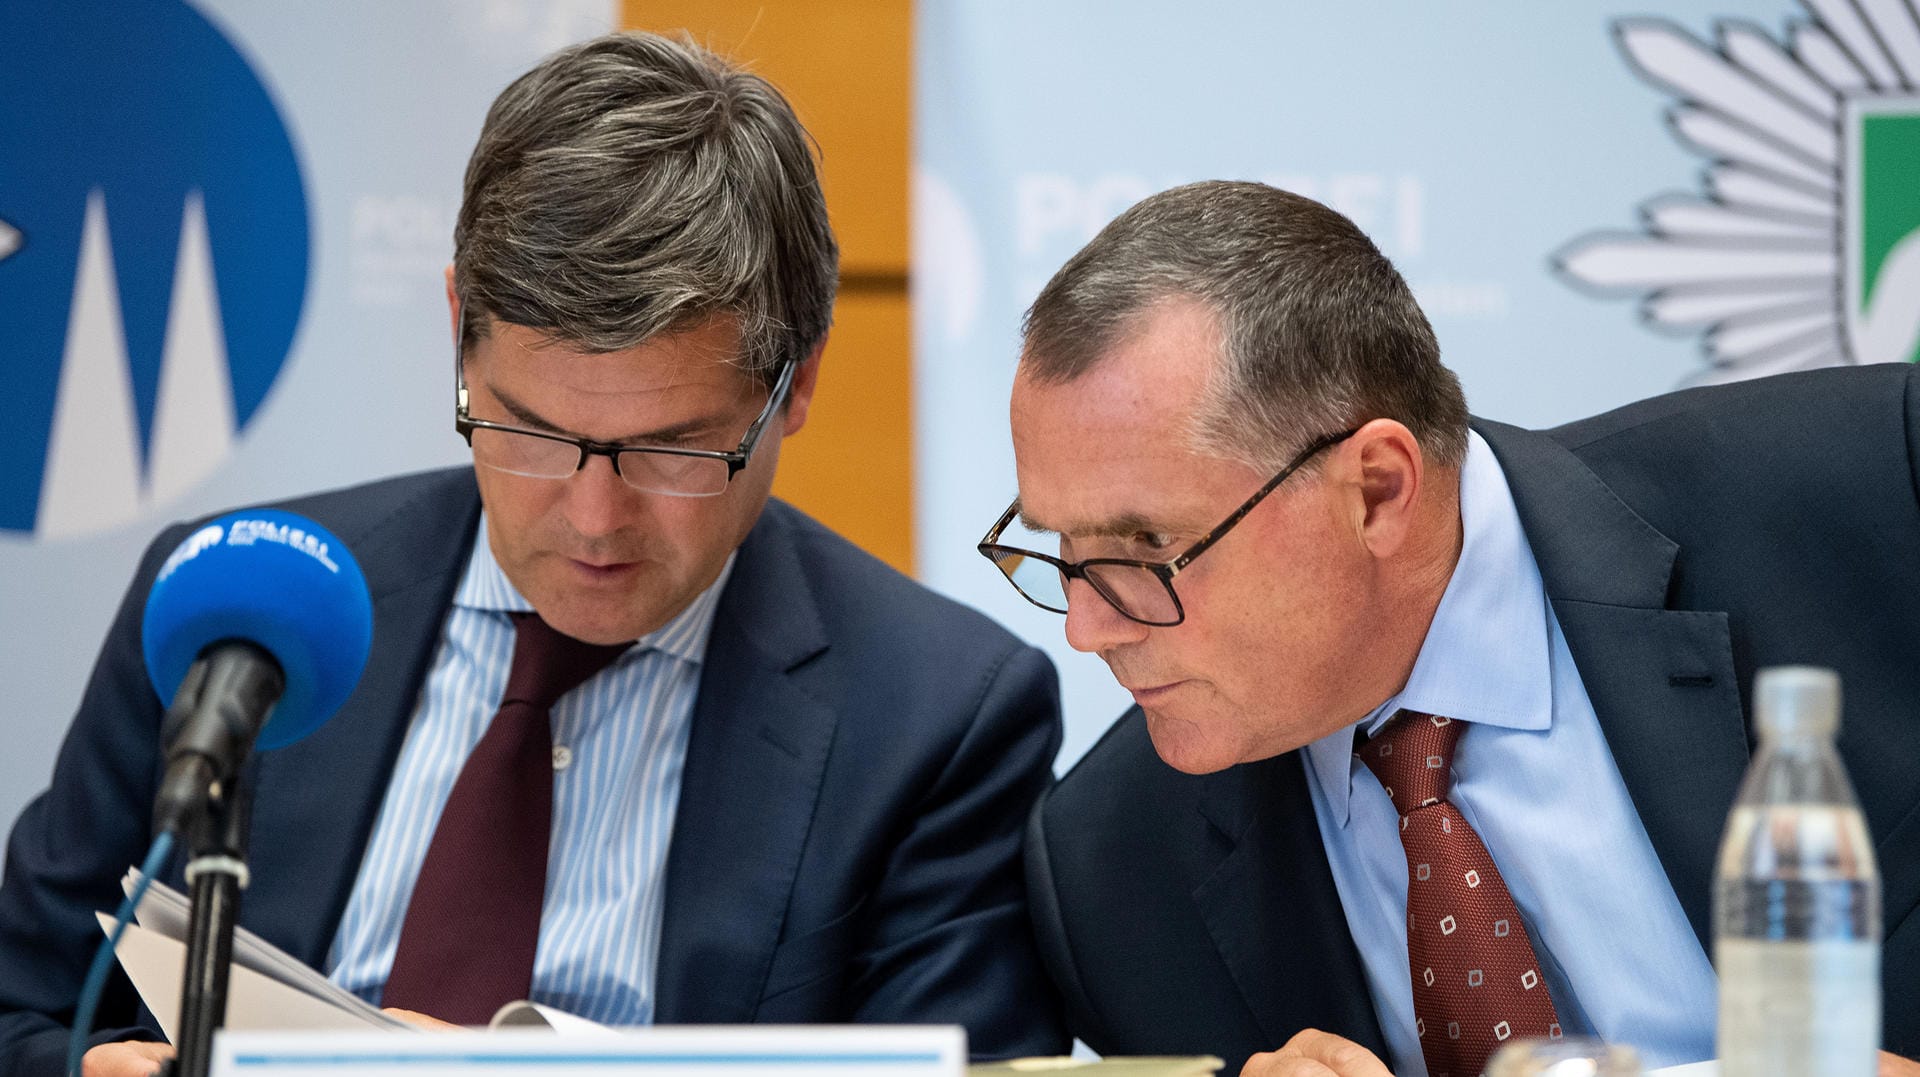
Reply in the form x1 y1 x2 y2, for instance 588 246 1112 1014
1242 1029 1395 1077
82 1041 173 1077
383 1006 461 1030
1882 1051 1920 1077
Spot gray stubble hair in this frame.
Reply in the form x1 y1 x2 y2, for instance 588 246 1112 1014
1021 181 1468 471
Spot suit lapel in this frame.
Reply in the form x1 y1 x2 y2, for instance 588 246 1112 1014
1192 755 1387 1057
245 473 482 968
1479 420 1749 950
654 503 836 1023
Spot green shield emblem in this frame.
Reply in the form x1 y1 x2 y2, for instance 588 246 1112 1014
1846 97 1920 365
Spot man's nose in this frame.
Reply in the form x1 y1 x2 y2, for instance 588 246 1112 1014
560 454 641 537
1062 576 1150 654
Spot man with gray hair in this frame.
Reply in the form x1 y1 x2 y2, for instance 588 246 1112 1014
990 181 1920 1076
0 31 1063 1075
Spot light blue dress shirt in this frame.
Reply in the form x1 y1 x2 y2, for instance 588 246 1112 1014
1301 431 1716 1075
327 516 732 1025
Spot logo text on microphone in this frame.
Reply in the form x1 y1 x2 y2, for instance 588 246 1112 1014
224 518 340 573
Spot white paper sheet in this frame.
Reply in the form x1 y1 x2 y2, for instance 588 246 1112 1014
97 915 407 1042
118 870 403 1031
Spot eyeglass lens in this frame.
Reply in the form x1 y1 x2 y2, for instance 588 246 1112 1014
989 549 1178 625
467 427 733 496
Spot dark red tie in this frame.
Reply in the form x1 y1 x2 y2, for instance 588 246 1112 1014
382 612 628 1023
1357 711 1562 1077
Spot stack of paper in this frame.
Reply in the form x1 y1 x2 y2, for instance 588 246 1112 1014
102 870 408 1040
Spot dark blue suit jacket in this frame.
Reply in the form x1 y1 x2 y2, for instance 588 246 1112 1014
0 469 1067 1073
1027 364 1920 1075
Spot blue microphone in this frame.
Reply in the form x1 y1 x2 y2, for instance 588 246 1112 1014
141 509 373 835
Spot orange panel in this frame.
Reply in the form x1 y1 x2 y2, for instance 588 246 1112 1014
773 291 913 574
622 0 914 574
624 1 910 274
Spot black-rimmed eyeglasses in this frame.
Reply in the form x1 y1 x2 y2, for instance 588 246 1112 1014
977 428 1358 627
453 319 795 498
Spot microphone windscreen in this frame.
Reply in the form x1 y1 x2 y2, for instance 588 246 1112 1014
141 509 374 750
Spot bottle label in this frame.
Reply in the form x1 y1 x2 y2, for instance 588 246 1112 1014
1715 937 1880 1077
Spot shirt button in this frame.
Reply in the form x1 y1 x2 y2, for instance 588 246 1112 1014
551 745 573 771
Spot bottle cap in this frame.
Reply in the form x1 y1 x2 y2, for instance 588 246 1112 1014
1753 665 1841 739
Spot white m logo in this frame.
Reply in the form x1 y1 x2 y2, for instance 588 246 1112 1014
36 189 237 539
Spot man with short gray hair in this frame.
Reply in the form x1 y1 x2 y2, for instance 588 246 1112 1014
0 31 1064 1075
994 181 1920 1076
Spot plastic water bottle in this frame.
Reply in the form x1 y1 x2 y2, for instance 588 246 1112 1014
1714 666 1880 1077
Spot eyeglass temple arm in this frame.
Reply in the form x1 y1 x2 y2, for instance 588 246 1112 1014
739 359 798 443
1163 428 1359 575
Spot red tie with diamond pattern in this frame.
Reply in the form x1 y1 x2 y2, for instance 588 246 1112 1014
381 611 629 1024
1357 710 1562 1077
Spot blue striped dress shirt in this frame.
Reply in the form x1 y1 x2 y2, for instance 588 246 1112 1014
1301 431 1717 1075
327 516 733 1025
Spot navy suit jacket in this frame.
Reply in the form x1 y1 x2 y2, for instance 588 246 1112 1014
1027 365 1920 1075
0 469 1067 1073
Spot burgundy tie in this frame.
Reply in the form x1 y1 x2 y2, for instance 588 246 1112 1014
1357 711 1562 1077
382 611 628 1024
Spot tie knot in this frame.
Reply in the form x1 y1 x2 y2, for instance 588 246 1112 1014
501 611 631 712
1356 710 1463 816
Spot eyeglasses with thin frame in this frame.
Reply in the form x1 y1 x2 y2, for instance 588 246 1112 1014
452 313 796 498
977 428 1359 627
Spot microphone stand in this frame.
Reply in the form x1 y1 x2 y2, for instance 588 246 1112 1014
146 643 280 1077
161 763 255 1077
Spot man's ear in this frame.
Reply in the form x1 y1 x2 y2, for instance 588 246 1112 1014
443 265 459 343
1346 419 1424 559
781 335 827 437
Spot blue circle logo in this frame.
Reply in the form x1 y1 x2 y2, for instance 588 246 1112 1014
0 0 309 538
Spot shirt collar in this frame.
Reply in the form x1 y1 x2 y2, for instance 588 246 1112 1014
1302 430 1552 826
453 514 735 666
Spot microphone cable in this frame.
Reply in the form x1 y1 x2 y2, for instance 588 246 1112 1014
67 829 176 1077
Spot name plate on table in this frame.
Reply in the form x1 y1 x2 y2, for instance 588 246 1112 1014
212 1026 965 1076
